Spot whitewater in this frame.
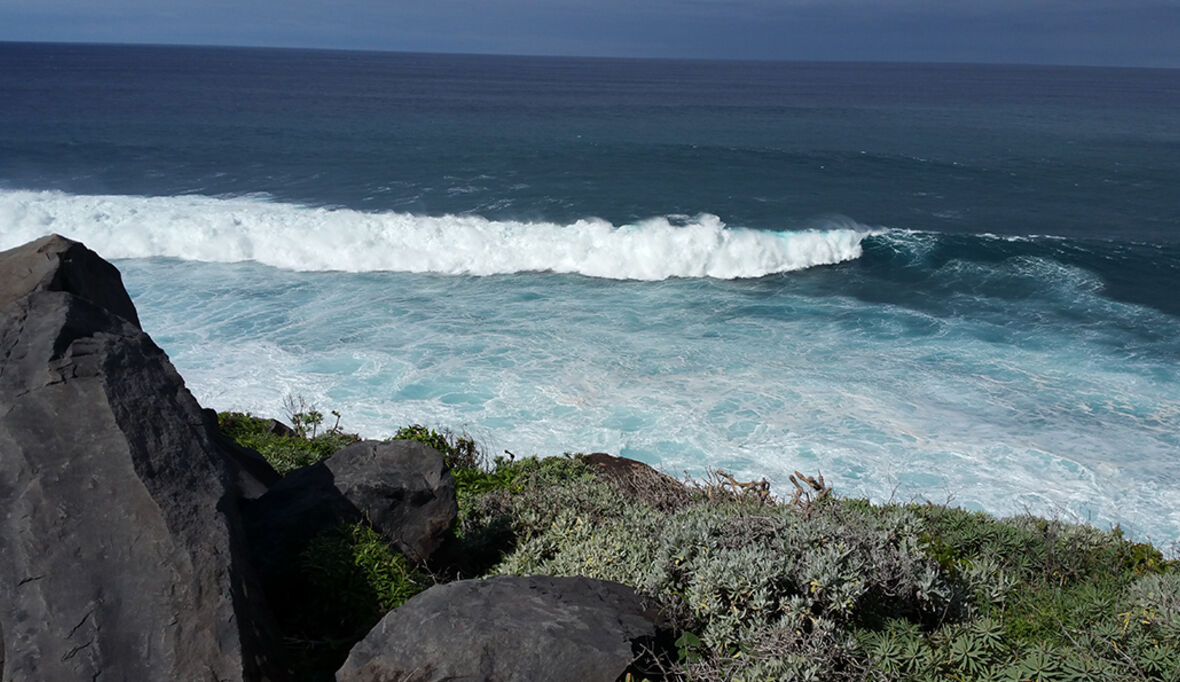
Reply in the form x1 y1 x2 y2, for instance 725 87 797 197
3 44 1178 545
0 190 869 280
6 187 1177 543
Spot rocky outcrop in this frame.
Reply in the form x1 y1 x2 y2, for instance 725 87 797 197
584 451 691 510
0 236 282 680
2 235 675 681
246 439 457 582
0 233 140 327
327 439 457 562
336 575 664 682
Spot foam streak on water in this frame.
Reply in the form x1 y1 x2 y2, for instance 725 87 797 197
108 250 1180 546
0 190 867 280
4 48 1180 548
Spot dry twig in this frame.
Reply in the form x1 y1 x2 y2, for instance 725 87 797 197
789 470 831 506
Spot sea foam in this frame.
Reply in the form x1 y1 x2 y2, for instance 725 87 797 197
0 190 868 280
117 256 1180 543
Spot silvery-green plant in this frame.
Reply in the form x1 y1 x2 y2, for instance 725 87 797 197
491 472 962 680
460 456 1180 681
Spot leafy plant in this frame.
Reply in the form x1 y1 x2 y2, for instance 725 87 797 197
463 455 1180 681
301 523 428 617
279 522 430 681
676 631 703 664
220 411 1180 681
389 424 482 471
217 409 359 475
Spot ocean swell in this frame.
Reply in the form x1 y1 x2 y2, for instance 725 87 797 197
0 190 869 280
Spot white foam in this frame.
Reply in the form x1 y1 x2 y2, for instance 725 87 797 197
0 190 868 280
112 241 1180 544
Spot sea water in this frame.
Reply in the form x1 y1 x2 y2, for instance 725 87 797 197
2 43 1178 542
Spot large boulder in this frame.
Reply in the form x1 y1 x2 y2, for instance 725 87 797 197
204 407 283 500
336 575 664 682
0 236 282 681
246 439 457 580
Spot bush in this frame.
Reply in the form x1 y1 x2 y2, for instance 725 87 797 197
217 410 359 475
300 523 428 622
483 466 949 680
219 410 1180 681
279 522 430 681
388 424 481 471
467 458 1180 681
436 454 595 580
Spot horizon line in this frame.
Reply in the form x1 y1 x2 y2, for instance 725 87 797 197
2 38 1177 72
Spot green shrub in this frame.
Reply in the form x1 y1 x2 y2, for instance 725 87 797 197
300 523 428 619
438 454 596 579
280 522 430 681
467 460 1180 681
484 468 956 680
388 424 481 471
217 411 359 475
221 412 1180 681
452 461 520 498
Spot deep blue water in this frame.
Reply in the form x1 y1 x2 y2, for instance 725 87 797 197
2 42 1178 542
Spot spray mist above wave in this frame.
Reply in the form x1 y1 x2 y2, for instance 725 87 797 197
0 190 868 280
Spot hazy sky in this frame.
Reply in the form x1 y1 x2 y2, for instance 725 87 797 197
2 0 1178 67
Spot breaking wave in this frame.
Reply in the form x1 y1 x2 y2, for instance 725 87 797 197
0 190 869 280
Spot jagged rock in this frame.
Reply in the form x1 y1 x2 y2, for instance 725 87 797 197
246 439 457 579
584 452 691 511
0 236 282 681
0 233 140 327
327 440 457 562
336 575 664 682
203 408 283 500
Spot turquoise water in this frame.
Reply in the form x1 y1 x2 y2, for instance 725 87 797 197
2 43 1178 541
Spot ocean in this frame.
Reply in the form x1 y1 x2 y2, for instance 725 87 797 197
2 42 1178 542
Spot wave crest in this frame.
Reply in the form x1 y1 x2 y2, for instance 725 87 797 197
0 190 868 280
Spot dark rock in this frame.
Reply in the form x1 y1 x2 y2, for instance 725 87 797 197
0 233 140 328
244 460 356 582
584 452 692 511
0 237 282 681
202 408 282 499
265 418 296 438
336 575 664 682
246 440 457 579
328 440 457 562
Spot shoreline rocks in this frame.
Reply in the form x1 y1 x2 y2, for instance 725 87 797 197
0 235 283 680
0 235 669 681
245 438 458 587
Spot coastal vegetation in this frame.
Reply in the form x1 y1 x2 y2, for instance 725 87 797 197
218 409 1179 681
11 232 1173 681
217 409 360 474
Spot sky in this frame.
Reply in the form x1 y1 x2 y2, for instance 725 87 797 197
1 0 1179 67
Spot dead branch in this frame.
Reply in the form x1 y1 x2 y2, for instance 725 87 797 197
789 470 831 506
